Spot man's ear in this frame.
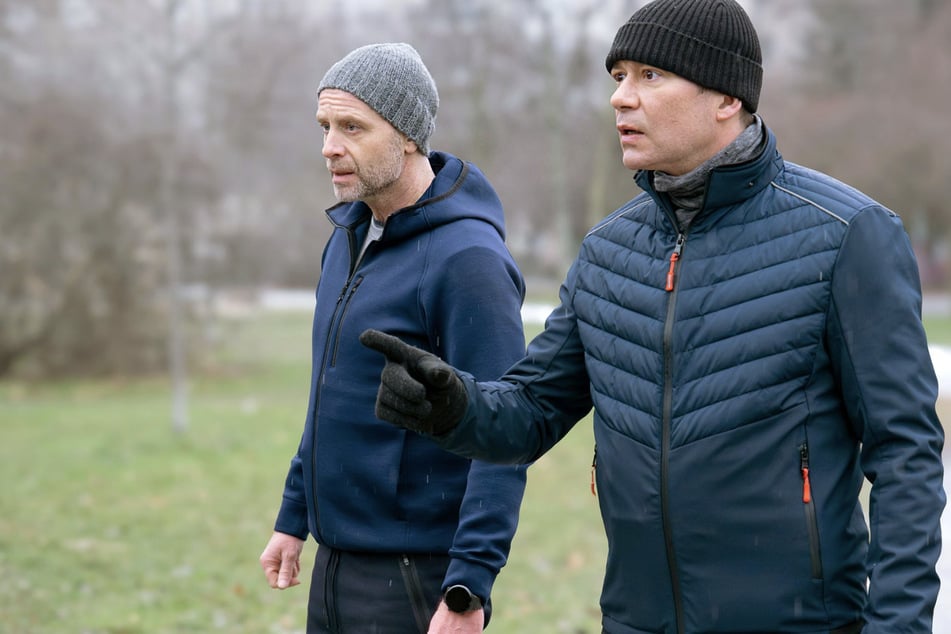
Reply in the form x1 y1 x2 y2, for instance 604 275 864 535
716 94 744 121
404 137 419 155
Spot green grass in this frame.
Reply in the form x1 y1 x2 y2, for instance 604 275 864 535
3 311 948 634
0 317 316 633
925 315 951 347
0 312 603 634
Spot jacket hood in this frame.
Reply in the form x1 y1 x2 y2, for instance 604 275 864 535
326 151 506 244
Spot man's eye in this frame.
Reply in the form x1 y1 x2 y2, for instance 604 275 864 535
643 70 658 80
612 72 626 83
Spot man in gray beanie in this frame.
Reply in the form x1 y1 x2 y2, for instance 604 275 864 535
361 2 944 633
259 43 528 634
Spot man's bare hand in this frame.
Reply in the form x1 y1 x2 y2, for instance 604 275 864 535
428 600 484 633
259 531 304 590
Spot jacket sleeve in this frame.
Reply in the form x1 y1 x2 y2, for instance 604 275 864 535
273 442 310 541
425 243 528 603
438 258 594 465
827 205 945 632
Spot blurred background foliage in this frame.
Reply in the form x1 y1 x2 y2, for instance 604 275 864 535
1 0 949 381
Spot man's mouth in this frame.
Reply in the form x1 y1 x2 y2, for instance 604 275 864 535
617 124 643 138
329 165 355 182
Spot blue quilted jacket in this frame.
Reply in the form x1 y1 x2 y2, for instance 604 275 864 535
438 130 945 633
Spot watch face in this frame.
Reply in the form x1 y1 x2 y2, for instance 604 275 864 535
445 585 473 613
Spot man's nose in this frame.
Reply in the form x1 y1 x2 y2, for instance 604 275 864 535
322 130 344 158
610 81 639 110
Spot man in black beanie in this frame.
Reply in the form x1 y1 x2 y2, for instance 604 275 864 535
361 1 945 633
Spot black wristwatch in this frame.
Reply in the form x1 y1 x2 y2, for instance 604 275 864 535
444 584 483 613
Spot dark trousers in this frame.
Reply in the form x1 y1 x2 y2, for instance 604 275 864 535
308 546 488 634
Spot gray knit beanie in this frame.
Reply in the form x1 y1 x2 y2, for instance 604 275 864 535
605 0 763 113
318 43 438 154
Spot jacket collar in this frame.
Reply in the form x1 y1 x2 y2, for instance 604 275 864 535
634 126 782 217
325 151 506 244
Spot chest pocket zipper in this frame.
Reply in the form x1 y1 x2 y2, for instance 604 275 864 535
329 276 364 367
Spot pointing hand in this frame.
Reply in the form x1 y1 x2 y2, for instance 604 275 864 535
359 329 467 435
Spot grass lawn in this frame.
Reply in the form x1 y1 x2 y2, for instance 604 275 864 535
2 311 948 634
0 311 603 634
925 315 951 347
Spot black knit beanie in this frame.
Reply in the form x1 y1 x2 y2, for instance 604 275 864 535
605 0 763 113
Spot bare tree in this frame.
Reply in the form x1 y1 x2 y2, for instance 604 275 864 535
0 3 172 378
403 0 633 280
0 1 328 382
4 0 947 384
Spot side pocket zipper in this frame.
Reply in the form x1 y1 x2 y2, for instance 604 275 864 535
800 443 823 579
590 444 598 497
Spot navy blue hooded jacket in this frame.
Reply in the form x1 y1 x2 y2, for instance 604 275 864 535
274 151 527 602
434 130 945 633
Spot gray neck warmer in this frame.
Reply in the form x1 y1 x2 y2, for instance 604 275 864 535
653 115 765 230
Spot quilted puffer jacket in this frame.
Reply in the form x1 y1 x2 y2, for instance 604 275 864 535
437 129 945 633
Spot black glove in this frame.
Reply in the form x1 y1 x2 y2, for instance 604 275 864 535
359 329 468 436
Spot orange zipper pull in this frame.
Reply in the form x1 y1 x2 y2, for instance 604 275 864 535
665 252 680 291
800 444 812 503
665 234 686 292
801 467 812 504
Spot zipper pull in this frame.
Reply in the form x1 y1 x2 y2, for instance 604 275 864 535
590 445 597 497
800 444 812 504
665 233 686 292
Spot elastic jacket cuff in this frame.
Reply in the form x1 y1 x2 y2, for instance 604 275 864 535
443 558 496 605
273 495 309 541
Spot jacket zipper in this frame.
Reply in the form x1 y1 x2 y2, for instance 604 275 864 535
399 554 434 632
310 279 353 536
665 233 686 292
328 225 374 368
799 443 823 579
590 445 598 496
324 548 340 631
324 221 373 371
329 276 364 367
662 231 687 634
311 224 371 539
